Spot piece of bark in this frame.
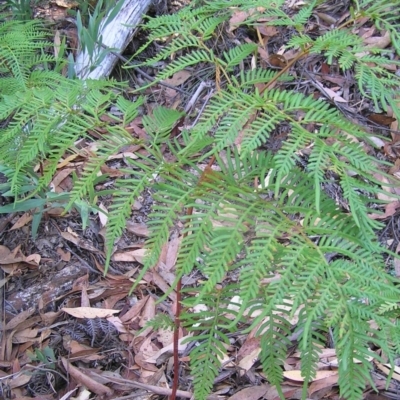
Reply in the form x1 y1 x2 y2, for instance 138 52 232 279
75 0 153 79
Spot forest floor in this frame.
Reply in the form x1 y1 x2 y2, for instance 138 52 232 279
1 0 400 399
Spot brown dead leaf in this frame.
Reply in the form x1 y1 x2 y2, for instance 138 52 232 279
157 328 174 347
61 231 100 253
106 316 128 334
25 254 40 267
73 273 89 291
62 307 120 319
375 362 400 382
13 328 38 344
8 372 32 389
135 352 159 372
51 167 74 189
238 347 261 371
318 84 347 102
373 173 396 201
152 270 177 302
0 246 26 265
369 201 400 220
81 286 90 308
112 248 147 264
268 54 287 68
314 12 337 24
144 335 190 364
56 247 71 262
125 221 149 237
120 296 149 323
165 235 181 271
283 370 338 382
55 0 79 8
57 153 80 169
5 307 36 330
257 25 278 37
308 373 339 396
367 113 396 126
237 336 261 360
100 164 124 178
10 213 32 231
229 10 250 31
228 384 270 400
61 357 114 397
163 70 191 86
104 292 128 309
139 296 155 328
40 311 61 325
364 30 391 49
107 151 139 161
0 245 11 260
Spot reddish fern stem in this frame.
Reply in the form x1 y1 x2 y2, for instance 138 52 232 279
169 155 216 400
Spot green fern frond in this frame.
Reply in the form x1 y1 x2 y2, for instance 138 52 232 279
181 284 239 400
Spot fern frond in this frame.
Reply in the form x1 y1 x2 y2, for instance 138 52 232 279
181 284 239 400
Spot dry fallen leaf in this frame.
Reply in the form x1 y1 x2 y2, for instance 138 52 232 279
56 247 71 262
10 213 33 231
364 30 391 49
367 113 396 126
308 373 339 396
375 362 400 382
61 357 114 397
283 370 338 382
5 307 36 331
125 221 149 237
228 384 270 400
112 248 147 264
98 202 108 227
163 70 191 86
369 201 400 220
62 307 120 319
120 296 149 323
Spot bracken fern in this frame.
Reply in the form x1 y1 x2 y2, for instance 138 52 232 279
1 1 400 399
